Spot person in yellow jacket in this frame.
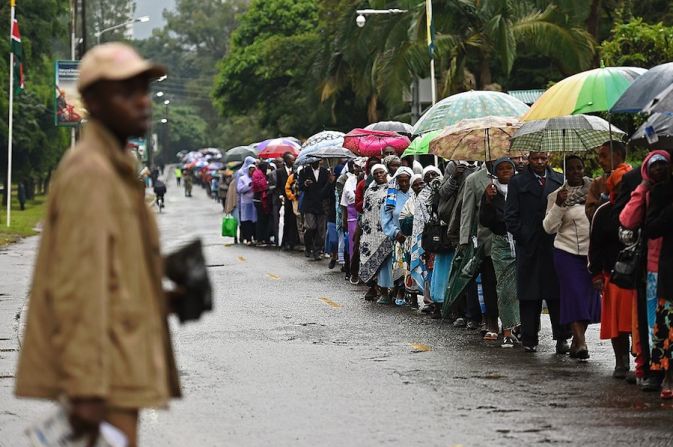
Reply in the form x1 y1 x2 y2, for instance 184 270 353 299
15 43 182 447
174 166 182 186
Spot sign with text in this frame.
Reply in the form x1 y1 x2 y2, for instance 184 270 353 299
54 60 85 127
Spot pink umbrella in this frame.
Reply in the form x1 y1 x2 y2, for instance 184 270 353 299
258 138 301 159
342 129 411 156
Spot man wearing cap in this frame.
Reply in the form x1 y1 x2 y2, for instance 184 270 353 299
15 43 181 446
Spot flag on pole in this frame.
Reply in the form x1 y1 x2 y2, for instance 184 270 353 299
11 15 24 94
425 0 435 57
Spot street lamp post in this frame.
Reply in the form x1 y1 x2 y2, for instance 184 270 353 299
95 16 149 45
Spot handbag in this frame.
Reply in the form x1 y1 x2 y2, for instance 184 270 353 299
611 228 645 289
221 214 238 238
421 197 452 253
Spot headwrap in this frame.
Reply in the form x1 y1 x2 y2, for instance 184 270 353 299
410 173 423 188
492 157 515 174
393 166 413 179
383 155 401 168
644 150 671 182
354 157 367 168
370 164 387 176
422 165 442 177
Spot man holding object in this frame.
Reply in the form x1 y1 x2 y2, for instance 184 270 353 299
15 43 181 447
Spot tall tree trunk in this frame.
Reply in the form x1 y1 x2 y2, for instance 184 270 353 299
367 94 379 124
587 0 601 40
479 57 492 89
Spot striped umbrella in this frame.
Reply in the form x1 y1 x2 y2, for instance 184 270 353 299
523 67 646 121
412 91 530 135
510 115 626 153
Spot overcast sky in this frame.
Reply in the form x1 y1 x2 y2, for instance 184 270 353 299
133 0 175 39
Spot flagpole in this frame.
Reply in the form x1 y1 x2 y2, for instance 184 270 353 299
426 0 436 105
6 0 15 227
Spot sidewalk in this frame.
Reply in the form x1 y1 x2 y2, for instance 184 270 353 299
0 236 49 445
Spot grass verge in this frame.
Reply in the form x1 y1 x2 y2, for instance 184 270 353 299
0 195 47 247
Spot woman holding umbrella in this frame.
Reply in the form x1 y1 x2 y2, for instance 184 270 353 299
543 156 600 360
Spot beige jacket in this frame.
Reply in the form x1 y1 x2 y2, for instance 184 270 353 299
543 188 591 256
15 120 181 409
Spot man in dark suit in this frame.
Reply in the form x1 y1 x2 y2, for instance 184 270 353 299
505 152 571 353
274 152 300 250
298 160 330 260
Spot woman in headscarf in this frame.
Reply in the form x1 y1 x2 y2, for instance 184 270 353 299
237 159 258 245
379 167 414 305
480 157 521 348
543 156 599 359
359 164 391 301
410 166 443 316
399 174 425 307
252 161 273 246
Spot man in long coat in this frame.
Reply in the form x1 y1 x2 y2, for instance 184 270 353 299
505 152 571 353
15 43 181 446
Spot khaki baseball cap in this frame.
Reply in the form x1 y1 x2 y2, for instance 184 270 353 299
77 42 167 93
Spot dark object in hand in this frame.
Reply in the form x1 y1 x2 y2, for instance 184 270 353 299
164 239 213 323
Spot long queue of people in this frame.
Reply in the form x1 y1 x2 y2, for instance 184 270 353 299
221 142 673 400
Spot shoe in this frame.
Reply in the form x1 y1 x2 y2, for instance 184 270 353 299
555 339 571 355
313 254 322 261
328 259 337 269
575 348 590 361
640 374 663 392
304 251 311 258
483 331 498 341
345 274 351 281
431 305 442 319
523 344 537 353
395 297 406 306
364 289 378 301
625 371 637 384
612 366 628 379
511 326 522 343
466 320 479 330
501 336 516 348
420 303 434 314
377 295 393 305
453 318 466 328
349 276 359 285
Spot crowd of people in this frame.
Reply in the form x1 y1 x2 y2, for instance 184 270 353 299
218 141 673 400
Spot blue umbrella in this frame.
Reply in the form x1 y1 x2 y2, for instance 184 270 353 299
611 63 673 113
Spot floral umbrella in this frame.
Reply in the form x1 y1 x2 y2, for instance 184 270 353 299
523 66 646 121
342 129 410 157
429 116 521 161
412 90 530 135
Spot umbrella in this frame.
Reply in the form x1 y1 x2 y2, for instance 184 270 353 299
401 130 441 157
223 146 258 163
256 137 300 152
630 113 673 149
258 138 301 159
412 90 530 135
300 131 345 153
365 121 413 135
611 63 673 113
644 83 673 114
342 129 410 157
522 67 646 121
510 115 626 153
429 116 522 161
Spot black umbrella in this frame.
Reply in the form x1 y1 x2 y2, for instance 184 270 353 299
365 121 413 136
222 146 258 163
630 113 673 149
611 63 673 113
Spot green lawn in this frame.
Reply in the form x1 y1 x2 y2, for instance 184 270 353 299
0 195 47 246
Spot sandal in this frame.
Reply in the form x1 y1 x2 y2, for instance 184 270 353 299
483 331 498 341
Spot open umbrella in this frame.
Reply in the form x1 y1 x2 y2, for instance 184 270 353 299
342 129 410 157
256 137 300 152
522 67 646 121
429 116 521 161
258 139 301 159
300 131 345 153
412 91 530 136
611 63 672 113
365 121 413 136
402 130 441 157
630 113 673 149
223 146 258 163
644 83 673 114
510 115 626 153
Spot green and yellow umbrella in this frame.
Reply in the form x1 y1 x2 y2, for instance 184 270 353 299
522 67 646 121
401 130 441 157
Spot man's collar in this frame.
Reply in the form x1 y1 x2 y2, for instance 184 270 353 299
79 119 138 180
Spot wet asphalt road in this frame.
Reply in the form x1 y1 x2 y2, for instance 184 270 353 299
1 172 673 446
143 175 673 446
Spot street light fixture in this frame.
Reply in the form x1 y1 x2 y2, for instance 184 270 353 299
355 9 407 28
160 118 168 124
164 100 170 105
95 16 150 44
156 91 164 97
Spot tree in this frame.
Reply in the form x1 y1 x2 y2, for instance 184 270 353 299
213 0 326 137
601 18 673 67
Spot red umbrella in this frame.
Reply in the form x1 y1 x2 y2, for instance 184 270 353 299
258 138 301 159
342 129 411 157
